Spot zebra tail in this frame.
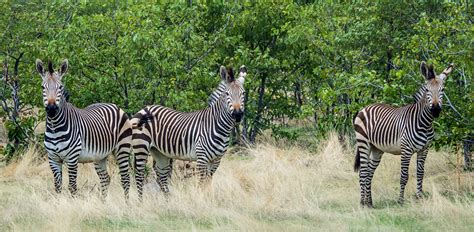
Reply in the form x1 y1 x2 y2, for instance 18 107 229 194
354 148 361 172
131 108 153 129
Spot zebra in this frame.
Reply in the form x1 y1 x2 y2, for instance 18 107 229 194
353 61 453 207
35 59 132 199
132 65 247 199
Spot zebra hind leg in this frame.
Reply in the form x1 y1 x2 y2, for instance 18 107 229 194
365 148 383 208
134 150 148 202
398 150 414 204
416 148 428 199
355 140 370 207
150 149 173 196
94 158 111 199
48 158 63 193
114 136 132 200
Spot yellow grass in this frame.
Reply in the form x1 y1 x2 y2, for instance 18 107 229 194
0 134 472 231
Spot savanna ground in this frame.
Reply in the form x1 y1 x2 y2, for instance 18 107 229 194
0 133 472 231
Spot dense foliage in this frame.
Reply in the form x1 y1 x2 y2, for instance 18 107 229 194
1 1 472 153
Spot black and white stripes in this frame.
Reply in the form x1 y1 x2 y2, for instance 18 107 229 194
132 65 247 199
36 59 132 199
353 62 453 207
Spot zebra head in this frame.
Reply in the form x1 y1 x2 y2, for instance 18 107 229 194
219 65 247 122
35 59 69 117
419 61 453 118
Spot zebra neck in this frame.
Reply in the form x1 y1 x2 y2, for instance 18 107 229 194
212 97 235 133
46 103 72 133
416 100 435 127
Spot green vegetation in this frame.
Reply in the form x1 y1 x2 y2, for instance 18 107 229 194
0 2 472 155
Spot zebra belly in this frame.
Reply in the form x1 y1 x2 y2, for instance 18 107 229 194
78 149 110 163
154 146 197 161
371 142 402 155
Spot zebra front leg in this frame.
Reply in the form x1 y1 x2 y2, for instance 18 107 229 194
150 150 173 195
365 149 383 208
398 150 413 204
196 155 211 185
48 158 63 193
66 157 79 196
209 157 222 177
94 158 111 198
416 148 428 199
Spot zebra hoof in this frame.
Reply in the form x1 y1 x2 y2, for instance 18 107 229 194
416 191 430 199
397 198 404 205
366 201 373 208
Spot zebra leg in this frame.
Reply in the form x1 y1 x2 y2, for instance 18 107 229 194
150 149 173 195
94 158 110 198
66 157 79 196
196 154 211 184
356 141 370 206
416 148 428 199
48 158 63 193
209 157 222 177
114 141 131 200
365 149 383 208
398 150 413 204
132 130 151 201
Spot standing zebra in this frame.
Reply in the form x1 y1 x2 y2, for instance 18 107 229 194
36 59 132 198
353 62 453 207
132 65 246 199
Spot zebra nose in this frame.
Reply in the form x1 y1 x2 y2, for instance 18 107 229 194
46 104 58 116
430 104 441 118
232 110 243 122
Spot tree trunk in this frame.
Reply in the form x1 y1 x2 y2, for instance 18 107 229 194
250 73 266 143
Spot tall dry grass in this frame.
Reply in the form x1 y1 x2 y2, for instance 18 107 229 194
0 134 472 231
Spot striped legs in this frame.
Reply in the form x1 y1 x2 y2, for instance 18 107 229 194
66 157 79 195
356 140 370 206
416 148 428 199
398 149 413 204
48 157 63 193
356 140 383 208
132 129 151 201
115 134 132 200
94 159 111 198
209 157 222 177
49 155 79 196
151 150 173 195
196 154 222 185
365 149 383 207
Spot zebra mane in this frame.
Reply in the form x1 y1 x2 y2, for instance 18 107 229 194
413 84 427 103
207 81 226 107
48 61 54 74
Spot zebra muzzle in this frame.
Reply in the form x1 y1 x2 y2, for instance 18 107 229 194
46 104 59 117
232 110 243 122
430 105 441 118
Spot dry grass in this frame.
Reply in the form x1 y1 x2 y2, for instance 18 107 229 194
0 134 472 231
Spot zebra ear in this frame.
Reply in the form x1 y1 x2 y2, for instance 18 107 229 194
226 67 235 83
36 59 45 76
59 59 69 77
420 61 435 80
219 66 227 81
440 63 454 81
238 65 247 84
